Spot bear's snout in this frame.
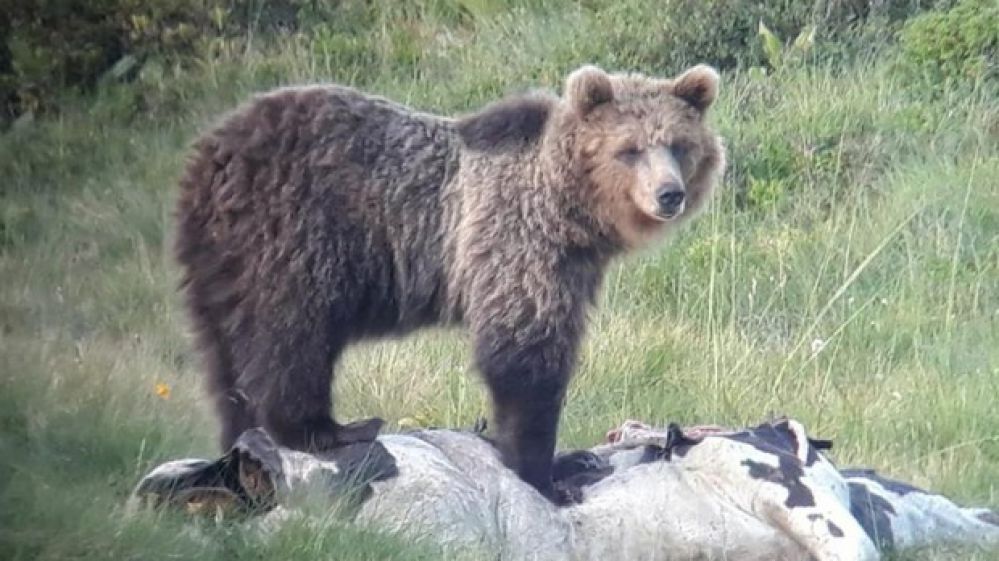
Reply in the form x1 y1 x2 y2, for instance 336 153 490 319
655 185 685 218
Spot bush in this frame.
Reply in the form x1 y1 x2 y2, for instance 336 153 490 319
0 0 955 125
0 0 346 123
899 0 999 82
588 0 945 72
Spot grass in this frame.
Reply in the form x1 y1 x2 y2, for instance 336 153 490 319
1 2 998 560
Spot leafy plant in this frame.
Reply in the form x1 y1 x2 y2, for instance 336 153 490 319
899 0 998 82
758 21 818 72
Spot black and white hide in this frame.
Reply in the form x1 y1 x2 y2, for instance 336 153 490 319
130 418 999 561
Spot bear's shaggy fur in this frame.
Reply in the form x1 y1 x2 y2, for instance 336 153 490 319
174 63 725 500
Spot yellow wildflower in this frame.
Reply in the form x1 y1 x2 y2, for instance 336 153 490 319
155 382 171 400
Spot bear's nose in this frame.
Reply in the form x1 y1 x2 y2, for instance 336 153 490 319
656 186 685 211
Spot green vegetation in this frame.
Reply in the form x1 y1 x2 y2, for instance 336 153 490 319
900 0 998 82
1 1 997 560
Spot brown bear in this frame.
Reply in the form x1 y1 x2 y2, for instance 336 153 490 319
174 63 725 502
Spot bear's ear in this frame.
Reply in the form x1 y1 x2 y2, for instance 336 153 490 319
565 65 614 116
456 94 553 151
671 64 720 113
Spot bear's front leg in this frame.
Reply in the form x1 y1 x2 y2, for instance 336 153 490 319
474 323 578 504
490 383 564 501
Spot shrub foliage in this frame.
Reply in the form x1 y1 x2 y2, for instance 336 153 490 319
899 0 998 82
0 0 959 124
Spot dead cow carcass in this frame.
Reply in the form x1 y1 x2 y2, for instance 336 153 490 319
131 418 999 561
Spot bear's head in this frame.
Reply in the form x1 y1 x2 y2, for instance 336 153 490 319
559 64 725 248
457 64 726 251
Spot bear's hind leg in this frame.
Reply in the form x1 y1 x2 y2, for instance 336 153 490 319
217 383 256 451
183 281 256 451
201 330 256 450
245 316 382 451
251 320 340 451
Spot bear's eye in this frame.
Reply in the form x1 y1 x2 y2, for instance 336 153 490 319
616 145 644 163
669 144 689 161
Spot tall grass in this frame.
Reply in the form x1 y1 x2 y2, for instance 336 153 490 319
1 2 997 560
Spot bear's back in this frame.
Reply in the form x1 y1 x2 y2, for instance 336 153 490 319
176 84 462 335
